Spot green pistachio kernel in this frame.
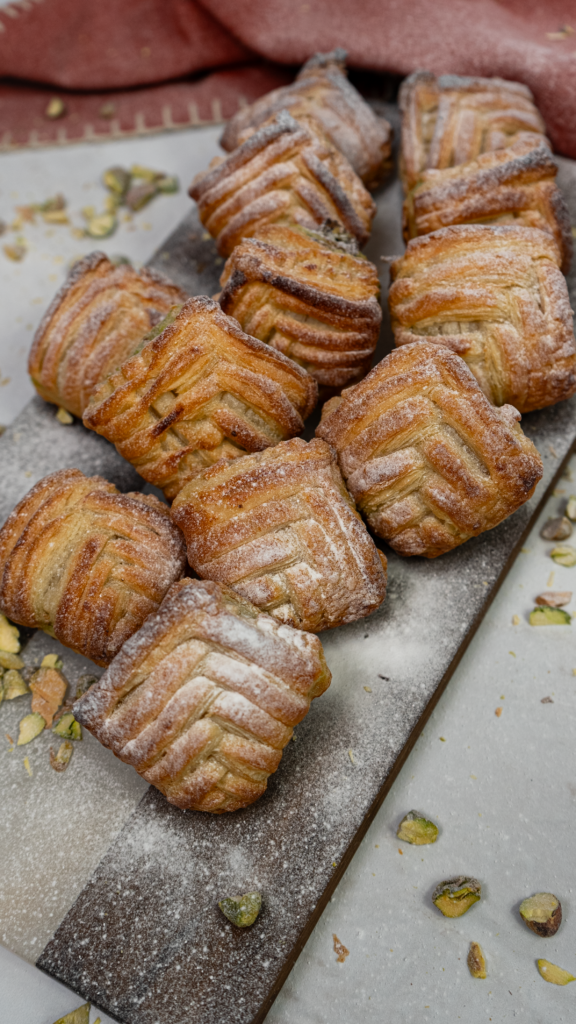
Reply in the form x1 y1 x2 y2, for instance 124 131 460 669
17 712 46 745
53 713 82 741
218 892 262 927
520 893 562 936
550 544 576 567
432 876 481 918
537 959 575 985
397 810 439 845
529 606 571 625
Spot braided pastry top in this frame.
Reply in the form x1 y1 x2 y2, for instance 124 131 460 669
389 224 576 413
28 253 186 418
220 49 393 189
0 469 186 665
403 143 573 273
316 342 543 558
218 222 381 393
189 110 376 256
83 296 317 499
171 438 387 633
399 71 548 193
74 578 331 812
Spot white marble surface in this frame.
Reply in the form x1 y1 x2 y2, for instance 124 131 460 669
0 124 575 1024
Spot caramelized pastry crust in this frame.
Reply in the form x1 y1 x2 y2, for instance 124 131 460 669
220 49 393 189
399 71 548 193
389 224 576 413
218 222 381 393
74 578 331 812
189 111 376 256
28 252 186 418
316 342 543 558
171 438 387 632
0 469 186 666
403 143 572 273
83 296 318 500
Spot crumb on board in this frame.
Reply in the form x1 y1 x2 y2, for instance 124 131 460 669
333 934 349 963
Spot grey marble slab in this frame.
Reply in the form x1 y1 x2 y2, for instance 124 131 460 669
4 150 572 1023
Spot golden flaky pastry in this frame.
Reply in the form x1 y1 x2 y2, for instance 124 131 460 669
389 224 576 413
74 578 331 812
316 343 543 558
403 143 572 273
0 469 186 666
28 252 186 418
399 71 548 193
189 110 375 256
171 438 387 633
220 49 393 190
83 296 317 499
218 222 381 394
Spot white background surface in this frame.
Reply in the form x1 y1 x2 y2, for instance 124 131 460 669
0 123 575 1024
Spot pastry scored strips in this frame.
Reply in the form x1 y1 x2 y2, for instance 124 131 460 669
317 342 543 558
220 48 393 190
74 579 331 813
389 224 576 413
399 71 548 193
28 252 186 418
402 142 573 273
218 222 381 393
171 438 387 633
189 110 376 256
83 296 318 499
0 469 186 666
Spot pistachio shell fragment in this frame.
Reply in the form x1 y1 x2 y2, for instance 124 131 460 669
537 959 575 985
218 892 262 927
0 613 20 653
520 893 562 936
535 591 572 608
103 166 132 197
0 649 24 669
432 876 481 918
541 516 573 541
50 740 73 772
397 810 439 845
53 712 82 740
52 1003 90 1024
550 545 576 567
17 712 46 745
566 496 576 521
529 606 571 625
30 667 67 727
3 669 29 699
467 942 487 978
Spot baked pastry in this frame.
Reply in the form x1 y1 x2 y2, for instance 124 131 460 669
28 252 186 418
0 469 186 666
83 296 318 500
399 71 548 193
316 342 543 558
388 224 576 413
220 49 393 190
171 438 387 632
189 110 376 256
218 221 381 393
73 578 331 812
402 143 573 273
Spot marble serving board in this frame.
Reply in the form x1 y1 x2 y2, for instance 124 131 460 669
0 141 573 1024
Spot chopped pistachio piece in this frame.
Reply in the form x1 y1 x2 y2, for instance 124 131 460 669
0 649 24 669
53 712 82 740
397 810 439 845
0 613 20 653
4 243 26 261
125 181 158 211
566 496 576 521
520 893 562 936
45 97 66 119
50 740 73 772
529 606 571 625
218 892 262 927
17 712 46 745
537 959 575 985
467 942 487 978
52 1004 91 1024
540 516 573 541
3 669 29 699
551 544 576 567
130 163 163 181
432 876 481 918
41 653 63 670
103 166 132 197
75 673 98 698
30 667 67 727
157 175 179 193
535 591 572 607
85 212 117 238
56 406 73 424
